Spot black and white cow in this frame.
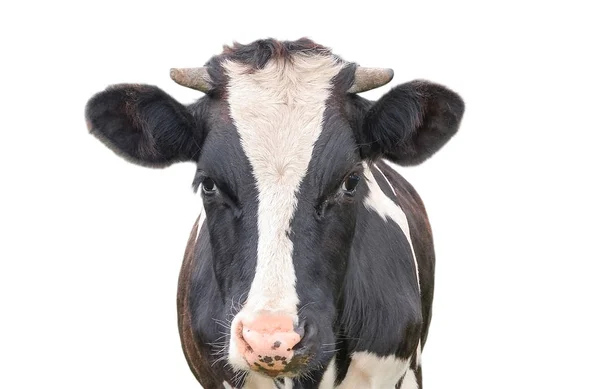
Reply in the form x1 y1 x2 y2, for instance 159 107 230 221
85 38 464 389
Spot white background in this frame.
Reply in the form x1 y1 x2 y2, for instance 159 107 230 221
1 1 599 388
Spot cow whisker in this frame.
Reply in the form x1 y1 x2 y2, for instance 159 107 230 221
297 301 317 315
213 318 232 330
211 353 229 367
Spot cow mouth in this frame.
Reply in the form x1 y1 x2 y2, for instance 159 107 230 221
245 353 312 378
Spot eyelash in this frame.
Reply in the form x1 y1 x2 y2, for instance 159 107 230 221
191 171 208 194
193 171 242 213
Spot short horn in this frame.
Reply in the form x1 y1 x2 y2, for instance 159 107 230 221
348 67 394 93
170 67 212 93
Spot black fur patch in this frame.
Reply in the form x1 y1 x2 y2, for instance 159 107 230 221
85 84 201 167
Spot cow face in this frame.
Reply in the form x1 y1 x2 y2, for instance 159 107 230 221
85 39 464 382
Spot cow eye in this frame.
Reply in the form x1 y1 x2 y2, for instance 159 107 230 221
202 178 217 194
342 173 360 194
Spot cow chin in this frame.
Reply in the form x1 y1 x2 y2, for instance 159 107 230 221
226 310 333 379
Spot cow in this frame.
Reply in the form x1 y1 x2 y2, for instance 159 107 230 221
85 38 464 389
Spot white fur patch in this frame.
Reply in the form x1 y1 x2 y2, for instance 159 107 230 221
225 56 344 314
374 163 397 196
242 372 278 389
400 369 419 389
363 163 420 290
337 352 410 389
319 358 337 389
195 206 205 243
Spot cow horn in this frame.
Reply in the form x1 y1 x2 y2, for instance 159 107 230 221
348 67 394 93
170 67 212 93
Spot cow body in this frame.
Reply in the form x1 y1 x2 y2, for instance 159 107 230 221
85 38 464 389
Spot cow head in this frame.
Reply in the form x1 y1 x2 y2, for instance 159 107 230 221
85 38 464 382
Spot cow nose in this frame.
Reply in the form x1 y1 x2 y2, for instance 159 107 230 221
237 313 304 375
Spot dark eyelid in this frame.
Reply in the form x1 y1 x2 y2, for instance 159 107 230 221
215 181 240 206
318 162 363 202
191 169 207 193
192 169 240 206
337 162 364 186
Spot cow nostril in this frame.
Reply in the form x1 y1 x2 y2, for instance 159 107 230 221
294 321 306 339
292 321 313 352
239 328 254 353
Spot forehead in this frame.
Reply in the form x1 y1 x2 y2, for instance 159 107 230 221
201 53 357 184
223 54 345 184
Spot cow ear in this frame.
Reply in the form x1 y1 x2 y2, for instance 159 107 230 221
85 84 201 167
358 80 464 165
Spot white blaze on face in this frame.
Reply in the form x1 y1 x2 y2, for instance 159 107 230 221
225 55 344 315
